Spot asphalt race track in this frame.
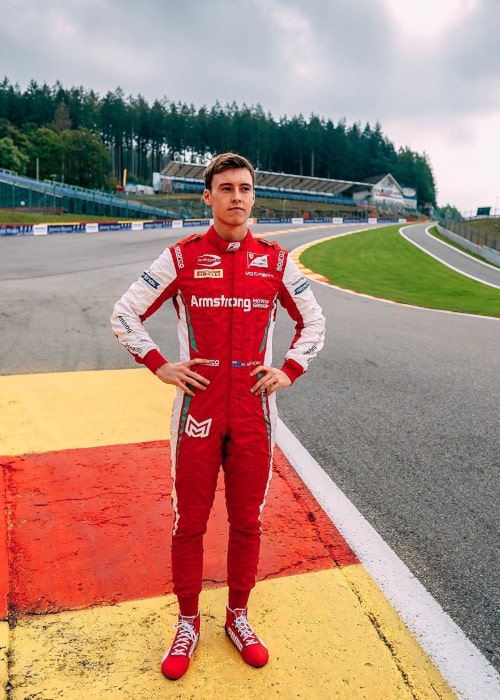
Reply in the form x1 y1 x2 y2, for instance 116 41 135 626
0 221 499 675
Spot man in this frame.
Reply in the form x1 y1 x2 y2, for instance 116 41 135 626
111 153 325 680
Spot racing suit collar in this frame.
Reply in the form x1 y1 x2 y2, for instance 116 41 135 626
206 225 252 252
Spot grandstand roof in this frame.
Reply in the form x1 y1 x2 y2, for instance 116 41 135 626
161 161 371 197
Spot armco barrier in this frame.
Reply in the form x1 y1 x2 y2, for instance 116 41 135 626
437 223 500 267
0 216 411 237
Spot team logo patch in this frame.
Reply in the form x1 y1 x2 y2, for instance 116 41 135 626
185 415 212 438
141 271 160 289
197 254 221 267
294 279 310 295
226 242 241 251
194 269 224 278
247 253 269 269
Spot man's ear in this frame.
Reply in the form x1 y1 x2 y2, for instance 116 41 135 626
203 189 211 206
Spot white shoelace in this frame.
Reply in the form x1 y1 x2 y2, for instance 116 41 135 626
170 619 198 656
233 612 259 647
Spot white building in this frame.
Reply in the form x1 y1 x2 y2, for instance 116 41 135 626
353 174 417 211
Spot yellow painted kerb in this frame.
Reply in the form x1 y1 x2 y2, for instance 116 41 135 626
7 569 455 700
0 368 175 456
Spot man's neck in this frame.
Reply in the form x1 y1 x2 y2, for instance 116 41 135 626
213 222 248 241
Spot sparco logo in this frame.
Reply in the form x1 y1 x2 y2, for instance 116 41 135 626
276 250 286 271
191 294 251 312
174 245 184 269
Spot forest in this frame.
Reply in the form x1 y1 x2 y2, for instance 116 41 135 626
0 78 436 207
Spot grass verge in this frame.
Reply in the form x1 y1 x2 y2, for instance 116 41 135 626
300 225 500 318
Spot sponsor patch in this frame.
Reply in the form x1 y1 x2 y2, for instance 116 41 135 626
117 315 133 333
174 245 184 269
294 280 310 295
194 269 224 278
232 360 260 367
247 253 269 269
245 271 274 278
141 271 160 289
276 250 286 272
252 298 270 309
185 415 212 438
191 294 251 312
226 242 241 251
197 254 221 267
303 344 317 356
125 343 142 354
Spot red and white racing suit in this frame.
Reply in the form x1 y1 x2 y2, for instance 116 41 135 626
111 225 325 603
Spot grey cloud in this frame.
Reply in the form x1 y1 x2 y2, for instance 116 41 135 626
1 0 499 126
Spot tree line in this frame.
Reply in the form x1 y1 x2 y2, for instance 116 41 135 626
0 78 436 207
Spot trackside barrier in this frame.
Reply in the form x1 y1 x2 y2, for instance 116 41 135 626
437 223 500 267
0 216 414 237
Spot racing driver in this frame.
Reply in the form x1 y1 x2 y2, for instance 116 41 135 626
110 152 326 680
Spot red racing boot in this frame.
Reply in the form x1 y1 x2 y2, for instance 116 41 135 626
161 612 200 680
225 607 269 667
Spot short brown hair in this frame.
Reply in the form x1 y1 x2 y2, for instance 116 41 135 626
204 152 255 190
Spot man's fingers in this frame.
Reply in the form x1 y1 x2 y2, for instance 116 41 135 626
187 370 210 387
250 367 291 395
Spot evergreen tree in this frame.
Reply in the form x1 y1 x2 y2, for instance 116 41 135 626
0 76 438 206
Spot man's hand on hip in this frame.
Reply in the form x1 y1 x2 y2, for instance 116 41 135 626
155 358 211 396
250 366 291 397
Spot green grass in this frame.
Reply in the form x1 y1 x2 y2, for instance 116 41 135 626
301 225 500 317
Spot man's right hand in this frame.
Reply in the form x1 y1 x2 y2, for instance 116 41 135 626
155 358 211 396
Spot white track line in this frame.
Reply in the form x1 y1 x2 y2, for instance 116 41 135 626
277 421 500 700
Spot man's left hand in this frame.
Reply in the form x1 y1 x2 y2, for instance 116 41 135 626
250 366 291 397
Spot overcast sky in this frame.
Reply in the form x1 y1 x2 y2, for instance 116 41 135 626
1 0 499 214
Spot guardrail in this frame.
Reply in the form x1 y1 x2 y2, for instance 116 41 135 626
437 222 500 267
441 217 499 251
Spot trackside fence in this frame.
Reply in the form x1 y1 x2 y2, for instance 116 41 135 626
438 221 500 267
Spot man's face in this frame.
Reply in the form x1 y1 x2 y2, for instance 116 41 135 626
203 168 254 230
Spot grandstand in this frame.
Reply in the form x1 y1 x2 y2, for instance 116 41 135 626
158 161 371 208
0 161 419 221
0 169 178 220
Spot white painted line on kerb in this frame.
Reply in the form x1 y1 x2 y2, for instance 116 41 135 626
277 418 500 700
